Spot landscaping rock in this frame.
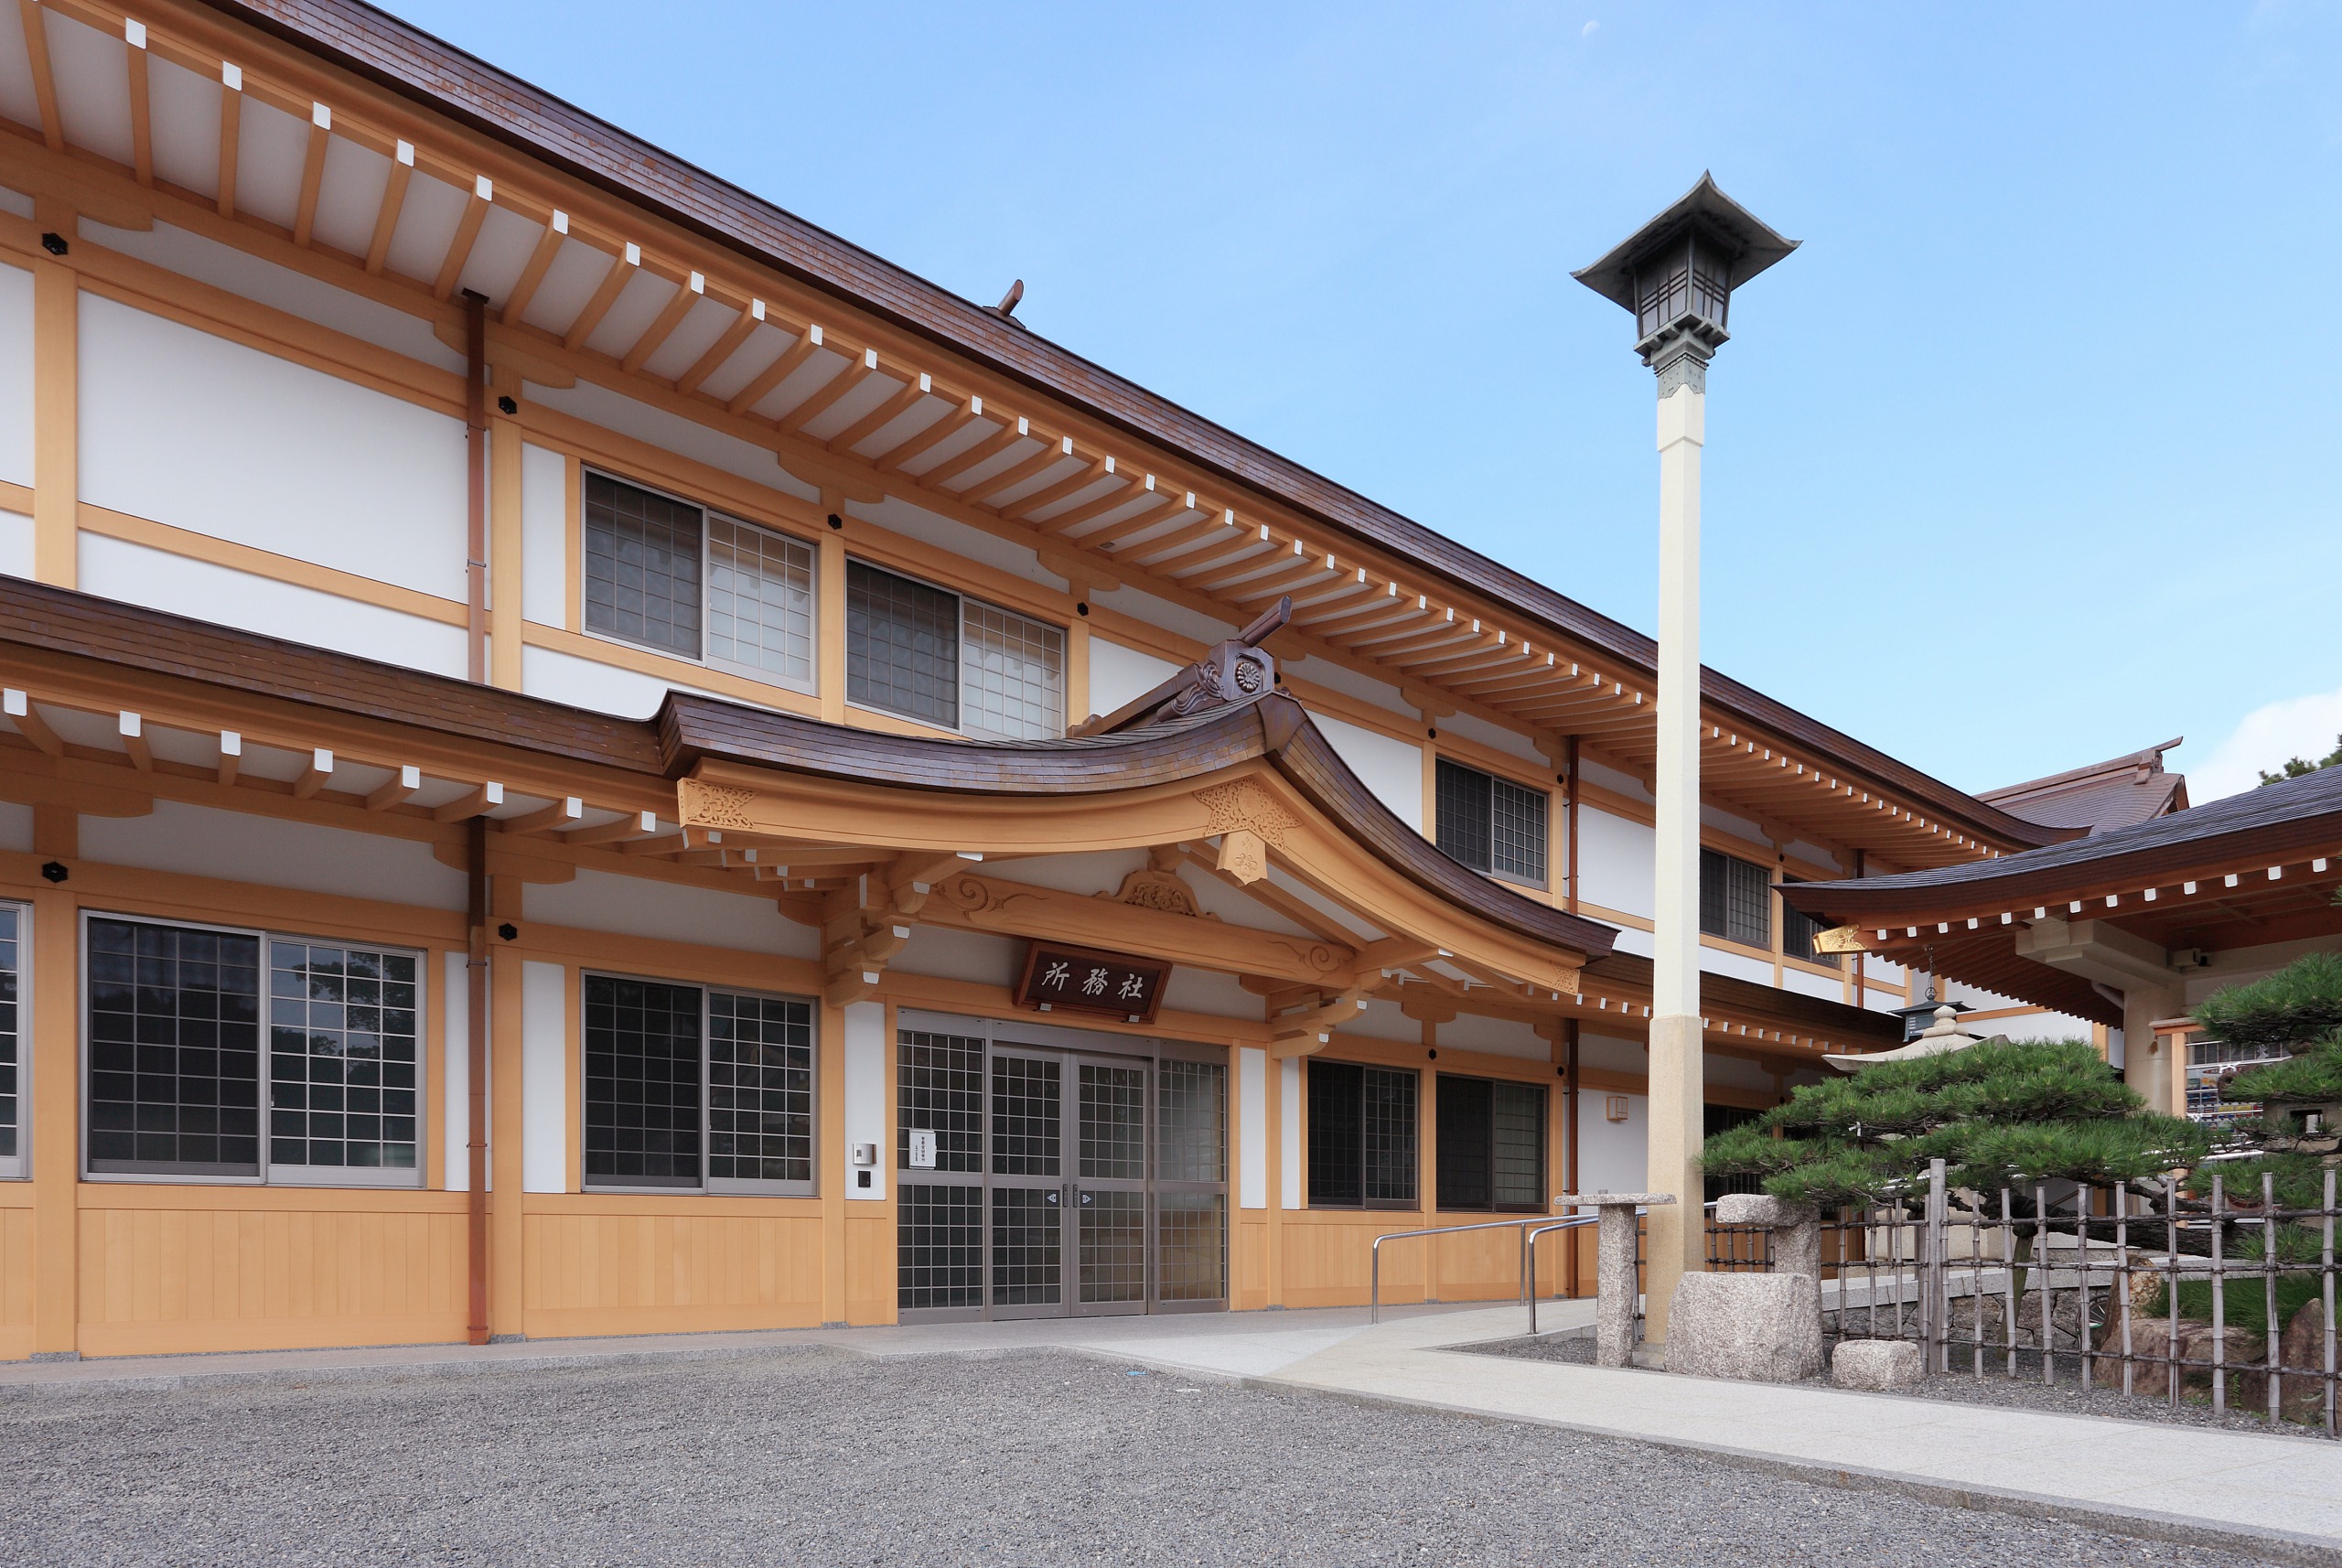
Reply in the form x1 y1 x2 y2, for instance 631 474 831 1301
1711 1194 1821 1280
1665 1271 1825 1382
2091 1316 2264 1395
2238 1298 2333 1425
1832 1338 1924 1391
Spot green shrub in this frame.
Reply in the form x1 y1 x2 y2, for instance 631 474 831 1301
2142 1273 2323 1337
2195 953 2342 1055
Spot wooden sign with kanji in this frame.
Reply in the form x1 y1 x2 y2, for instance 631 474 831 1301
1015 941 1173 1026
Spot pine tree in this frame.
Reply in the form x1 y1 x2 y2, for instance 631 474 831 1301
1700 1036 2207 1208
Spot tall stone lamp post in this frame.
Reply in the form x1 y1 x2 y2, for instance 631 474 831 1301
1573 175 1797 1352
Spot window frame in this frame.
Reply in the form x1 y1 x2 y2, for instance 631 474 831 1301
1434 1071 1549 1215
1305 1058 1420 1210
579 466 821 695
0 900 26 1181
578 968 820 1198
1698 845 1774 951
78 910 427 1189
1432 756 1551 890
1778 878 1841 970
843 555 1067 742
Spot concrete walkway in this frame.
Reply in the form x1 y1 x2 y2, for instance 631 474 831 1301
5 1303 2337 1563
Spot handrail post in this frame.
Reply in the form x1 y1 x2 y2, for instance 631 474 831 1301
1370 1235 1381 1326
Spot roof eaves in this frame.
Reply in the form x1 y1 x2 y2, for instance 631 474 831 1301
204 0 2068 854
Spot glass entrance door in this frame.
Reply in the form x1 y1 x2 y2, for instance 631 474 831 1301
897 1018 1228 1323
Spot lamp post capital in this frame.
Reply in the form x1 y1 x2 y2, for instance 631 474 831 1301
1573 172 1799 393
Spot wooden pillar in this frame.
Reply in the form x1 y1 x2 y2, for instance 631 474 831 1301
28 805 77 1356
489 877 525 1337
30 199 75 589
819 999 848 1326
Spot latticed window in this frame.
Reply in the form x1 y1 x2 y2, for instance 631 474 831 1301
585 471 703 657
584 469 818 692
1435 1074 1545 1213
84 915 420 1185
962 600 1065 741
847 561 961 727
706 515 815 685
268 940 420 1174
1700 847 1772 949
1434 757 1548 885
1307 1059 1418 1208
584 973 815 1195
848 560 1064 738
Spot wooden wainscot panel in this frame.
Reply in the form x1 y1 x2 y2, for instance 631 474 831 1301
1234 1218 1270 1312
844 1213 894 1326
75 1202 468 1357
521 1210 825 1337
1429 1225 1530 1305
1280 1210 1425 1310
0 1206 33 1360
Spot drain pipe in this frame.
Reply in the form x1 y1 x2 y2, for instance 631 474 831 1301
462 291 491 1344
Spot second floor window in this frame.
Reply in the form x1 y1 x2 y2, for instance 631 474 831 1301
1434 758 1548 886
1780 879 1839 967
846 560 1065 740
1700 847 1772 949
585 470 816 690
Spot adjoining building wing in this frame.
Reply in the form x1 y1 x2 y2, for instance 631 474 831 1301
1780 765 2342 1115
1980 737 2188 835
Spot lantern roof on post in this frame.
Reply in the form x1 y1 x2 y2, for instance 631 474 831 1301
1573 172 1799 385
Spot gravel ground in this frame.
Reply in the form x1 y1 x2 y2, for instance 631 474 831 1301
0 1346 2299 1567
1468 1330 2337 1439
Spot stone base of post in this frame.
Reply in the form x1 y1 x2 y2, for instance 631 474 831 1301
1556 1192 1677 1368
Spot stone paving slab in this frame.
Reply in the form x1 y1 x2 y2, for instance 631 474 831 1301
1258 1305 2342 1564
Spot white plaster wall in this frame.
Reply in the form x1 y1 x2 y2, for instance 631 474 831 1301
528 375 817 501
1577 806 1654 918
0 800 32 852
79 295 467 599
1702 803 1769 850
1087 637 1181 720
1435 1012 1546 1060
79 799 467 908
1574 1092 1648 1197
1701 945 1778 988
524 868 818 957
1313 709 1424 832
1779 966 1847 1003
1440 709 1545 767
0 260 29 488
1238 1047 1266 1209
843 1001 886 1200
443 950 479 1192
1088 582 1239 648
1280 1056 1302 1208
521 442 568 627
521 960 568 1193
78 219 462 373
1160 966 1260 1019
892 924 1020 986
1277 652 1413 723
520 643 674 719
0 509 30 578
78 535 468 677
850 493 1058 592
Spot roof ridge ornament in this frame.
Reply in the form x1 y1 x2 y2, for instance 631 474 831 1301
1070 596 1293 737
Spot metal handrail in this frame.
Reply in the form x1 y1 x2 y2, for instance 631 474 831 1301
1369 1213 1601 1326
1524 1216 1600 1334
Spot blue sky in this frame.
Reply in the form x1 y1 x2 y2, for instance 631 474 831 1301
381 1 2342 800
